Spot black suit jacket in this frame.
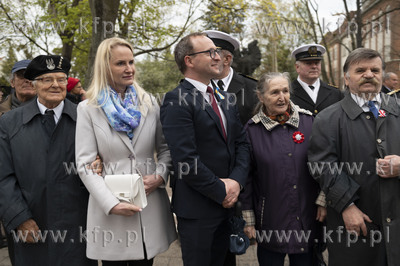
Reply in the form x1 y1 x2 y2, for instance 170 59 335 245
291 79 343 116
226 72 258 125
381 85 400 99
160 79 250 219
381 85 391 94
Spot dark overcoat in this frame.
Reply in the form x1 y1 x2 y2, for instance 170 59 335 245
0 98 94 266
241 104 320 254
308 92 400 266
291 79 343 116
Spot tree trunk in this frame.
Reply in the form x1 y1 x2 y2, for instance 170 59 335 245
84 0 120 86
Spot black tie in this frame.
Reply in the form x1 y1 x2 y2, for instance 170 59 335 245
309 85 315 90
217 80 225 91
43 109 55 136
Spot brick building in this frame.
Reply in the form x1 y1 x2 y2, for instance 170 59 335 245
323 0 400 89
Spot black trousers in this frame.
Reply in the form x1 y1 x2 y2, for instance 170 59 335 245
177 216 230 266
102 259 153 266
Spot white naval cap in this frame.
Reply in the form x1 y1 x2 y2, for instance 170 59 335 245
291 44 326 61
203 30 240 54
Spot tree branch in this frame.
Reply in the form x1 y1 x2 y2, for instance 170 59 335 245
134 0 201 56
0 1 51 54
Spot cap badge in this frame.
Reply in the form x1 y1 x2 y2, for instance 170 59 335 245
308 46 318 57
57 56 63 69
46 59 55 70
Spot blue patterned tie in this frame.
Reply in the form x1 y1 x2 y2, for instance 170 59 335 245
367 101 379 118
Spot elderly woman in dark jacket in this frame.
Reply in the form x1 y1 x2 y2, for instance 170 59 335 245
240 72 326 266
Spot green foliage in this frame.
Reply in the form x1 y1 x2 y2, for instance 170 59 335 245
0 44 18 86
135 50 183 95
202 0 248 33
0 0 200 90
0 0 92 85
253 42 296 79
251 0 316 74
38 0 92 85
118 0 186 52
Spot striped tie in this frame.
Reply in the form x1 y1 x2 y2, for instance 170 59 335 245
207 86 226 140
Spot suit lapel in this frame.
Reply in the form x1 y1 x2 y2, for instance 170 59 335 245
184 80 227 141
219 93 230 141
377 92 399 140
99 107 135 154
315 81 332 108
131 104 148 147
292 80 314 106
227 72 244 94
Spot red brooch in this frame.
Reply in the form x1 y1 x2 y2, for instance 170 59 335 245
292 131 304 144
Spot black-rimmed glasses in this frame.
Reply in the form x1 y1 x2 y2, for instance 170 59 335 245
187 48 222 59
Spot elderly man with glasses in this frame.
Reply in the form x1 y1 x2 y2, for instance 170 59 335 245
0 55 96 266
160 32 250 266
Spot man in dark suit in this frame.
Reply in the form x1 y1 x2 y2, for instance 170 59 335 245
381 72 400 98
382 72 399 93
290 44 343 116
204 29 256 266
204 30 258 125
160 32 250 266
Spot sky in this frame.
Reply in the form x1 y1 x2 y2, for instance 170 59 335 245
317 0 356 29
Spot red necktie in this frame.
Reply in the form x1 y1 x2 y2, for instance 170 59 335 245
206 86 226 139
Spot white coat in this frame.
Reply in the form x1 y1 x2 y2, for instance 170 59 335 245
75 96 177 261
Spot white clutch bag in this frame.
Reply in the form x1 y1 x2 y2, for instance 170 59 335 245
104 174 147 209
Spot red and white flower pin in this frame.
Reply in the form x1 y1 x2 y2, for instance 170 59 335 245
292 131 304 144
378 109 386 117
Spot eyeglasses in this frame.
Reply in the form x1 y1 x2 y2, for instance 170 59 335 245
34 77 68 86
187 48 222 59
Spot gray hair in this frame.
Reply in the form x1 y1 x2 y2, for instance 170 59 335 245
343 48 385 75
220 49 234 67
383 72 397 82
254 72 291 114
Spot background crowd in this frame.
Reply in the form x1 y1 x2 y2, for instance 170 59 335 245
0 28 399 266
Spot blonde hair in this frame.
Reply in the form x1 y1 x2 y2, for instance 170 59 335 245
86 37 152 113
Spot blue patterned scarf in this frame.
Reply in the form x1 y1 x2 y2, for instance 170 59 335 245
98 85 141 139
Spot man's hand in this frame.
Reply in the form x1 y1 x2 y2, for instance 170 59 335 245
220 178 240 208
244 225 256 242
316 206 327 222
110 202 142 216
16 219 40 243
88 155 103 175
342 204 372 236
377 155 400 178
143 174 164 195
